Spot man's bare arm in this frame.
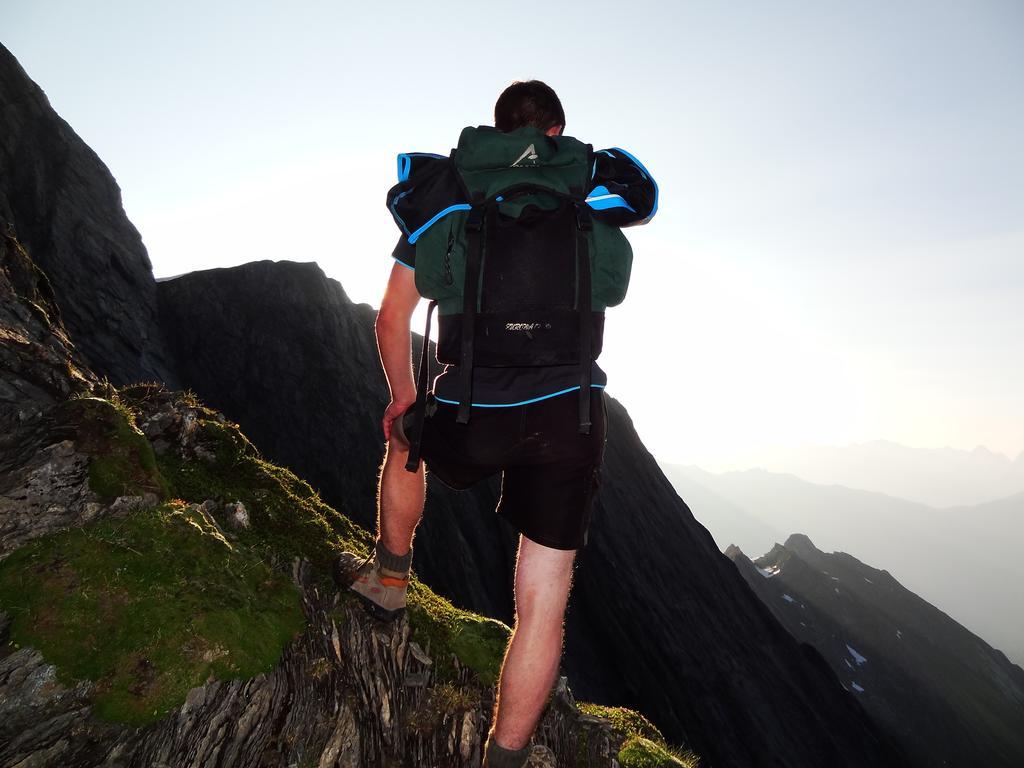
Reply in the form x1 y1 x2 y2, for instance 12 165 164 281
376 262 421 441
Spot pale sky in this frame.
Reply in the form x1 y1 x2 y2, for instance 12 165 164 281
3 0 1023 470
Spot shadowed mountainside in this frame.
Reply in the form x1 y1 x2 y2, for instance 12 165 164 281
727 534 1024 768
0 43 178 388
2 228 664 767
664 463 1024 667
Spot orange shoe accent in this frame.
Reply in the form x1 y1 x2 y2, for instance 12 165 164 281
379 576 410 588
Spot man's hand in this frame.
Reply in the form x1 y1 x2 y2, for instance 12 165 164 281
383 396 415 445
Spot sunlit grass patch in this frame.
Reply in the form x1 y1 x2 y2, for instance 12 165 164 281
579 702 700 768
0 500 305 725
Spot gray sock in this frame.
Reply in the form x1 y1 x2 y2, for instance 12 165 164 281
483 731 530 768
375 538 412 575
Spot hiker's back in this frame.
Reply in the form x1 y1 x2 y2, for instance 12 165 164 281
387 125 657 441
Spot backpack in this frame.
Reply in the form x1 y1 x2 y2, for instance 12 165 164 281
387 126 656 471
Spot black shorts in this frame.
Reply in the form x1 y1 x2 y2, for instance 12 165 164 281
406 389 608 550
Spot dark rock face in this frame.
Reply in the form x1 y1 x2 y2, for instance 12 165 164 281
0 229 105 554
0 43 178 389
0 228 95 420
0 243 625 767
159 259 909 768
156 261 520 621
728 535 1024 768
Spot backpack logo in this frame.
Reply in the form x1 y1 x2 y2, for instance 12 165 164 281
505 322 552 331
510 144 539 167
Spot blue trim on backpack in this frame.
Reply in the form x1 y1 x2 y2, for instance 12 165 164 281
587 193 636 213
407 203 472 244
394 256 414 270
611 146 658 222
433 383 605 408
397 152 445 182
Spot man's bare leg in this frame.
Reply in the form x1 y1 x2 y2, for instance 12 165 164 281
376 440 425 557
374 442 425 561
489 534 577 751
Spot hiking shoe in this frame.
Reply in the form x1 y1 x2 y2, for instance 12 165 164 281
333 550 409 622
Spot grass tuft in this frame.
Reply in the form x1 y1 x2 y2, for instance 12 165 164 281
405 581 510 686
579 703 700 768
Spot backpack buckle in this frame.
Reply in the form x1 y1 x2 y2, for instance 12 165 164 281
574 202 593 232
466 205 486 233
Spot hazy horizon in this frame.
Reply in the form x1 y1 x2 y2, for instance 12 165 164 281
3 0 1022 469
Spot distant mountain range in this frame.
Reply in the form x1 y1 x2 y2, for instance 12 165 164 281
727 534 1024 768
661 463 1024 668
724 439 1024 507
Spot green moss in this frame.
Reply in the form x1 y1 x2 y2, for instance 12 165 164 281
0 386 522 727
617 737 700 768
405 581 510 686
148 406 368 573
579 703 700 768
579 703 665 743
404 681 479 734
0 501 305 725
63 395 168 501
119 386 507 688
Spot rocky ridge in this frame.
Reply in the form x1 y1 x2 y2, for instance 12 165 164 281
157 258 910 768
727 534 1024 768
1 234 680 767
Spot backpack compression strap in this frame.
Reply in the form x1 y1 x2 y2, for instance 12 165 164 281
575 201 593 435
405 299 437 472
456 205 486 424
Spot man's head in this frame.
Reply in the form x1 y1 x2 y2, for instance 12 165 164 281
494 80 565 137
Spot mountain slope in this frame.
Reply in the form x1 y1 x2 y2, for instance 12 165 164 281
1 229 665 768
667 464 1024 666
158 259 908 768
727 535 1024 768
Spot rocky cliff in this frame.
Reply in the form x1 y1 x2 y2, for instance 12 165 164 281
2 230 679 767
0 43 178 388
156 260 908 768
727 534 1024 768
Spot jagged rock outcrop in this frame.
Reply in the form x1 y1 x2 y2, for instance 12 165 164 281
728 535 1024 768
0 228 104 554
0 564 623 768
0 43 178 388
158 259 910 768
0 243 640 766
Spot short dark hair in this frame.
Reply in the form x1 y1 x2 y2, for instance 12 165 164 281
494 80 566 133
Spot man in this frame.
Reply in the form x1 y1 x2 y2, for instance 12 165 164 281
336 80 656 768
